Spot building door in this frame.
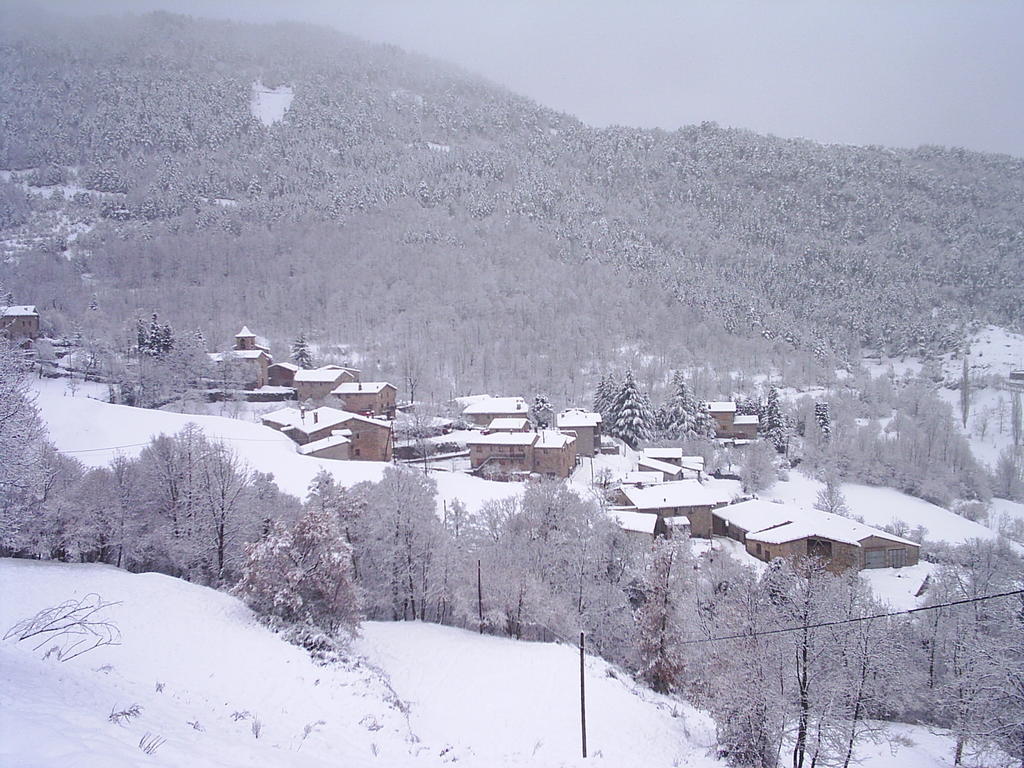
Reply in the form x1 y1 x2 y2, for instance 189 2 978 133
888 548 907 568
863 548 885 569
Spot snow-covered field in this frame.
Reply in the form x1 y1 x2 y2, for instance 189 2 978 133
0 558 967 768
32 378 520 514
765 470 1000 545
251 80 294 126
0 558 721 768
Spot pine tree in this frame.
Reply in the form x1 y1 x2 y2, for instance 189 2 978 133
608 370 654 449
764 386 789 453
814 402 831 440
529 393 553 429
593 371 619 422
291 333 314 369
657 371 700 440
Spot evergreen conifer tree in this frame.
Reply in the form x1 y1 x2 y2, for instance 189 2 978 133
657 371 700 440
608 370 654 448
291 334 314 369
529 393 553 429
814 402 831 440
764 386 789 453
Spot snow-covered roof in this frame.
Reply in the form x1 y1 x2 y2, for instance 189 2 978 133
608 509 658 535
1 305 37 317
235 326 255 338
297 433 351 455
294 366 349 383
463 396 528 415
734 414 759 425
712 499 793 533
487 417 530 430
269 362 299 372
556 409 602 428
621 480 728 511
719 499 920 548
641 449 705 471
706 401 736 413
623 471 664 486
535 430 575 449
636 456 683 477
208 349 268 362
262 406 390 436
466 433 538 447
332 381 395 395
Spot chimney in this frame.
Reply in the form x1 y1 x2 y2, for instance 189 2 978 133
313 412 319 424
358 382 363 391
300 405 306 423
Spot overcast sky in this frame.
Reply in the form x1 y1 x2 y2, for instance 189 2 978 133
31 0 1024 156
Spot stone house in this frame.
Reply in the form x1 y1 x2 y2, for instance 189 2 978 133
640 449 705 479
268 362 299 387
711 499 920 572
615 480 736 537
636 456 685 482
533 431 577 478
556 409 603 457
706 402 760 440
297 433 351 460
462 396 529 427
262 406 392 462
466 429 578 479
294 365 360 403
608 509 666 540
331 381 397 418
207 327 272 389
0 305 40 342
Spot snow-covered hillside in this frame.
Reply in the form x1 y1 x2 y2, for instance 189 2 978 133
0 558 721 768
31 378 520 513
766 469 1000 545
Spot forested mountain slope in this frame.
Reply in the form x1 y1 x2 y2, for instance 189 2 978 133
1 10 1022 395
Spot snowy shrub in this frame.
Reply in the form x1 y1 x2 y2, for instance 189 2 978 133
234 503 360 635
108 704 142 726
3 593 121 662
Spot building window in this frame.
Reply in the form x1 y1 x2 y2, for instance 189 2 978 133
755 543 762 556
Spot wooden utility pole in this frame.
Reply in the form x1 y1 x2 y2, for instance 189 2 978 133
580 632 587 759
477 559 483 633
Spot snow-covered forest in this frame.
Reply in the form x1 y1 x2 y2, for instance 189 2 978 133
1 12 1023 402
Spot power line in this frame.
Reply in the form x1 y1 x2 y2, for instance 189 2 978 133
680 588 1024 646
60 434 290 454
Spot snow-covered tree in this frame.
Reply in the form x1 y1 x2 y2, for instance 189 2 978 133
235 504 360 635
290 333 314 369
593 371 619 424
607 370 654 448
636 538 690 693
814 471 848 517
814 401 831 440
528 393 553 430
656 371 701 440
763 386 789 453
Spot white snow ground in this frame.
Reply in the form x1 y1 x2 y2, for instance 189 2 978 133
765 470 1000 545
251 80 294 126
0 558 966 768
32 378 521 514
0 558 721 768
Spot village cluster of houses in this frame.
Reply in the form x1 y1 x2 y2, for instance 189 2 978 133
207 327 399 462
607 447 920 573
461 397 606 481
